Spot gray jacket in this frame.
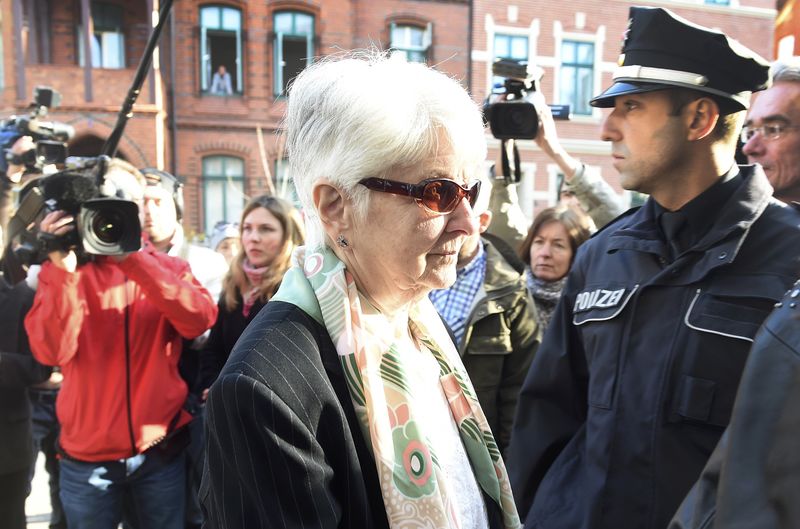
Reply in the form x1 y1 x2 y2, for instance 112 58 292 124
561 163 629 228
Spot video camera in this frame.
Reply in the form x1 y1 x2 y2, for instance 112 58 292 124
4 156 142 281
0 87 74 174
483 59 570 140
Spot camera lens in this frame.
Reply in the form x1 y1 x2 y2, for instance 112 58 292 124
91 209 124 244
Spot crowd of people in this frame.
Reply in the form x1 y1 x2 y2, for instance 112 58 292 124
2 5 800 529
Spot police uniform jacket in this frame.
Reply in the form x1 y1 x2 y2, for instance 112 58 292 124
670 282 800 529
508 164 800 529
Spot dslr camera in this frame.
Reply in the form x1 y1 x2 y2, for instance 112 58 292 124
6 156 142 275
483 59 570 140
0 87 74 174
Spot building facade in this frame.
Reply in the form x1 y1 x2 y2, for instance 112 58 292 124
0 0 470 237
0 0 776 235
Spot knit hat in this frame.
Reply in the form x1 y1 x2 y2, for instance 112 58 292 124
210 220 240 251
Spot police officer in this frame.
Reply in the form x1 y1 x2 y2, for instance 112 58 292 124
507 7 800 529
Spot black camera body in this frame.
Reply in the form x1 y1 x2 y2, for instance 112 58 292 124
7 157 141 273
0 87 74 173
483 59 570 140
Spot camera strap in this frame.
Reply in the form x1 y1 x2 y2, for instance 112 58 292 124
500 139 522 184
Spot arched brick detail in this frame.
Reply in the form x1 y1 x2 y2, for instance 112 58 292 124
65 115 150 167
269 0 321 18
193 142 252 157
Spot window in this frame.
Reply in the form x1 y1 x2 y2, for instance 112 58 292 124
273 158 299 205
22 0 52 64
78 2 125 69
390 23 431 63
200 5 243 94
202 156 245 233
560 40 594 116
493 34 528 88
273 11 314 97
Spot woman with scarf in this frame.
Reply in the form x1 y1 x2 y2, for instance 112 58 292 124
519 205 592 334
202 52 521 529
199 195 304 394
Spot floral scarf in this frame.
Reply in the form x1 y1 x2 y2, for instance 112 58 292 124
525 268 567 334
241 259 269 317
272 245 521 529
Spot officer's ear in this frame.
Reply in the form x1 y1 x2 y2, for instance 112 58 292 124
685 97 720 142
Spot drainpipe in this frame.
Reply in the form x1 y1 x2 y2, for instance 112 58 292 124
467 0 473 94
168 5 178 177
80 0 92 101
12 0 25 100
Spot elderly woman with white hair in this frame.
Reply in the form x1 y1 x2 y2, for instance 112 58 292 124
201 52 520 529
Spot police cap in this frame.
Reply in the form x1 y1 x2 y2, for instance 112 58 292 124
590 6 770 112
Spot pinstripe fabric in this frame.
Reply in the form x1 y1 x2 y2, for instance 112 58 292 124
200 301 389 529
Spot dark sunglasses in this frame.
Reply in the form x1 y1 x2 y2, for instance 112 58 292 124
359 177 481 214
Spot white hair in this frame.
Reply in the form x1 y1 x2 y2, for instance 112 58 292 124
771 56 800 84
284 50 487 245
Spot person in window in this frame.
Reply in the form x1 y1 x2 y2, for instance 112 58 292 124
209 65 233 95
199 195 304 396
201 52 520 529
518 205 592 334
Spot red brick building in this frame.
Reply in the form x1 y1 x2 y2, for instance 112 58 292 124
0 0 777 234
1 0 470 237
472 0 776 218
775 0 799 56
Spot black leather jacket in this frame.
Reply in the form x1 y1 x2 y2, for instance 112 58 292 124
670 281 800 529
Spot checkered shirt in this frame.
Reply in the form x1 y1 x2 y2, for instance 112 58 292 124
429 242 487 346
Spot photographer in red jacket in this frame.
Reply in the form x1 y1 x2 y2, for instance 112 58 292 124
24 159 217 529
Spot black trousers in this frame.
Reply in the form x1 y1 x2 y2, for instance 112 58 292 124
0 467 30 529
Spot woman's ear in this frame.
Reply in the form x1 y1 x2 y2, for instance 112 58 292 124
312 179 350 235
686 97 720 141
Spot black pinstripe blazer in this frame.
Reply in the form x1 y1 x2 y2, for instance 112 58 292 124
200 300 390 529
201 300 506 529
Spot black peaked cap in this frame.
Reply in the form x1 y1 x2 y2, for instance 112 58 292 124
591 6 770 111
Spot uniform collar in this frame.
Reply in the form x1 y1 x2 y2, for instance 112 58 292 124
608 164 774 261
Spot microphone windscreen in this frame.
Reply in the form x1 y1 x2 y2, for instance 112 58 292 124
41 172 97 214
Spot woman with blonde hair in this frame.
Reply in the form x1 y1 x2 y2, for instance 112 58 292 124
199 195 304 392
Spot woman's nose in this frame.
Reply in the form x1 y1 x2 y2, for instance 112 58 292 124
447 197 479 237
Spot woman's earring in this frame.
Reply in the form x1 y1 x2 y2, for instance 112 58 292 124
336 235 349 248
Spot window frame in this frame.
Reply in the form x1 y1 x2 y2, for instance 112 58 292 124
199 4 243 94
491 33 530 89
389 22 432 63
77 1 126 69
202 155 246 234
273 10 315 97
559 39 595 116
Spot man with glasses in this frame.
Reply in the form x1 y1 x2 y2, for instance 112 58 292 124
741 57 800 203
507 8 800 529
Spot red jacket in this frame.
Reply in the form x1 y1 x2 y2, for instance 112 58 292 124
25 244 218 462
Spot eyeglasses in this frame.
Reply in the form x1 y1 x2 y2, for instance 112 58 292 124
359 177 481 214
740 123 800 143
